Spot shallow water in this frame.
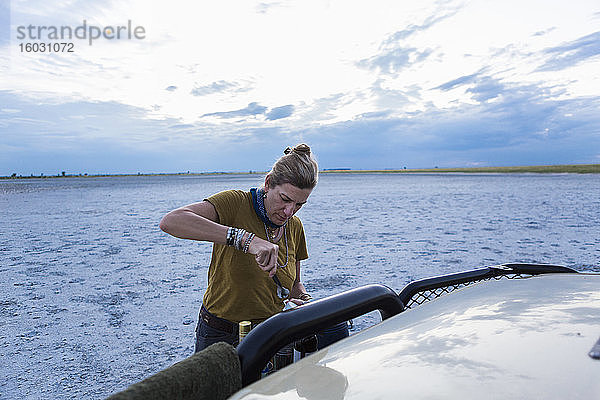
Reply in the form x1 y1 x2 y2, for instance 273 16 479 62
1 173 599 399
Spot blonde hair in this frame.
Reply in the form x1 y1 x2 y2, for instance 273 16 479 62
267 143 318 189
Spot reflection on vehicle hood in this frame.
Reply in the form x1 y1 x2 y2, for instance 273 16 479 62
231 274 600 399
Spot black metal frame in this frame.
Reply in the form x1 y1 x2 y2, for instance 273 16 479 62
237 263 576 386
237 284 404 386
398 263 576 309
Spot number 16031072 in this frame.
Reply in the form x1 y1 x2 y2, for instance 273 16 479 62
19 42 75 53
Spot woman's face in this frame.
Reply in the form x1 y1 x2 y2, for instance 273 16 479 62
265 182 313 225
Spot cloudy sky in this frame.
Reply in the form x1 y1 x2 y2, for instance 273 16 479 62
1 0 599 175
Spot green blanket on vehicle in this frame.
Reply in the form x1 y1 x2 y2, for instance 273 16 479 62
106 342 241 400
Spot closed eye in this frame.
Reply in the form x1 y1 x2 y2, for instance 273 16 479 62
281 194 306 207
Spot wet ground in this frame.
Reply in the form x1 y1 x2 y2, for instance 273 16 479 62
1 173 599 398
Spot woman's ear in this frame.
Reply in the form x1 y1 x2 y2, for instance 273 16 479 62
264 174 271 189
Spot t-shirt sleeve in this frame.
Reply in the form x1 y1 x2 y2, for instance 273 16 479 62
294 218 309 261
205 190 248 225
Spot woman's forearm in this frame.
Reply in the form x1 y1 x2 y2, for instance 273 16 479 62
159 203 227 244
160 202 281 276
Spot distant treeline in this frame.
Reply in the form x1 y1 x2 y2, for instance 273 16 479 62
321 164 600 174
2 164 599 179
1 171 255 179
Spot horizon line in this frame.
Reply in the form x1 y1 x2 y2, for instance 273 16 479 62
2 163 599 179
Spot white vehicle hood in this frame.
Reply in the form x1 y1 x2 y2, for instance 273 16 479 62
231 273 600 399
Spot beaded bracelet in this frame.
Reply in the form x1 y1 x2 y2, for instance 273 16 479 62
242 233 255 253
226 227 256 253
234 228 247 251
226 227 236 247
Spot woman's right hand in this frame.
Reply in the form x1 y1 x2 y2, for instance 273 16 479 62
248 236 279 277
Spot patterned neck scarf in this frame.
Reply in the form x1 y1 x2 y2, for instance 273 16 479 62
250 187 282 228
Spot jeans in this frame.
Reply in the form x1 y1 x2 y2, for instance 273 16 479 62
194 318 350 355
194 318 238 353
317 321 350 349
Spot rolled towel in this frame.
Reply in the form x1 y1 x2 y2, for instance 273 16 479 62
106 342 241 400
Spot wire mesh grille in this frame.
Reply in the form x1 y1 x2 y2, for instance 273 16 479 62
404 273 532 309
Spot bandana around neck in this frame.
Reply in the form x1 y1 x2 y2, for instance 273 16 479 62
250 187 282 229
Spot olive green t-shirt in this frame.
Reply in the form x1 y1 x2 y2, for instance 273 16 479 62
202 190 308 323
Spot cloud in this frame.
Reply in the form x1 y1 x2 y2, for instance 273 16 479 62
200 102 295 121
427 84 599 153
201 102 267 119
168 123 194 130
356 110 393 119
465 77 505 102
435 72 506 102
368 79 413 110
357 47 433 74
3 2 600 175
1 108 21 114
356 4 460 75
191 80 251 96
255 2 284 14
2 78 600 176
301 78 600 169
537 31 600 71
0 90 180 151
434 72 481 91
533 27 556 37
356 2 460 74
300 93 346 123
265 105 294 120
382 6 462 43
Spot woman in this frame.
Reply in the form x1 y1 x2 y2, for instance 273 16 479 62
160 144 318 352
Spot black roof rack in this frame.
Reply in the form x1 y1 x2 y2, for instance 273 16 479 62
398 263 576 309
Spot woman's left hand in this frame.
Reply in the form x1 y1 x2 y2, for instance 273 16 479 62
288 298 308 306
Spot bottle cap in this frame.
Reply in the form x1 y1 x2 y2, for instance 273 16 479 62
239 321 252 335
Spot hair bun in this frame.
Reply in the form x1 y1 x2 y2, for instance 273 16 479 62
271 143 318 189
286 143 311 156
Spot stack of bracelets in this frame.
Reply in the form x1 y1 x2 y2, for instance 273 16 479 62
226 227 255 253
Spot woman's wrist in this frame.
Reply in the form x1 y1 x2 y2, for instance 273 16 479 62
225 227 255 253
226 226 236 246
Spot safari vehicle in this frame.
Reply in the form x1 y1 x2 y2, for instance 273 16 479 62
107 264 600 399
232 263 600 399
